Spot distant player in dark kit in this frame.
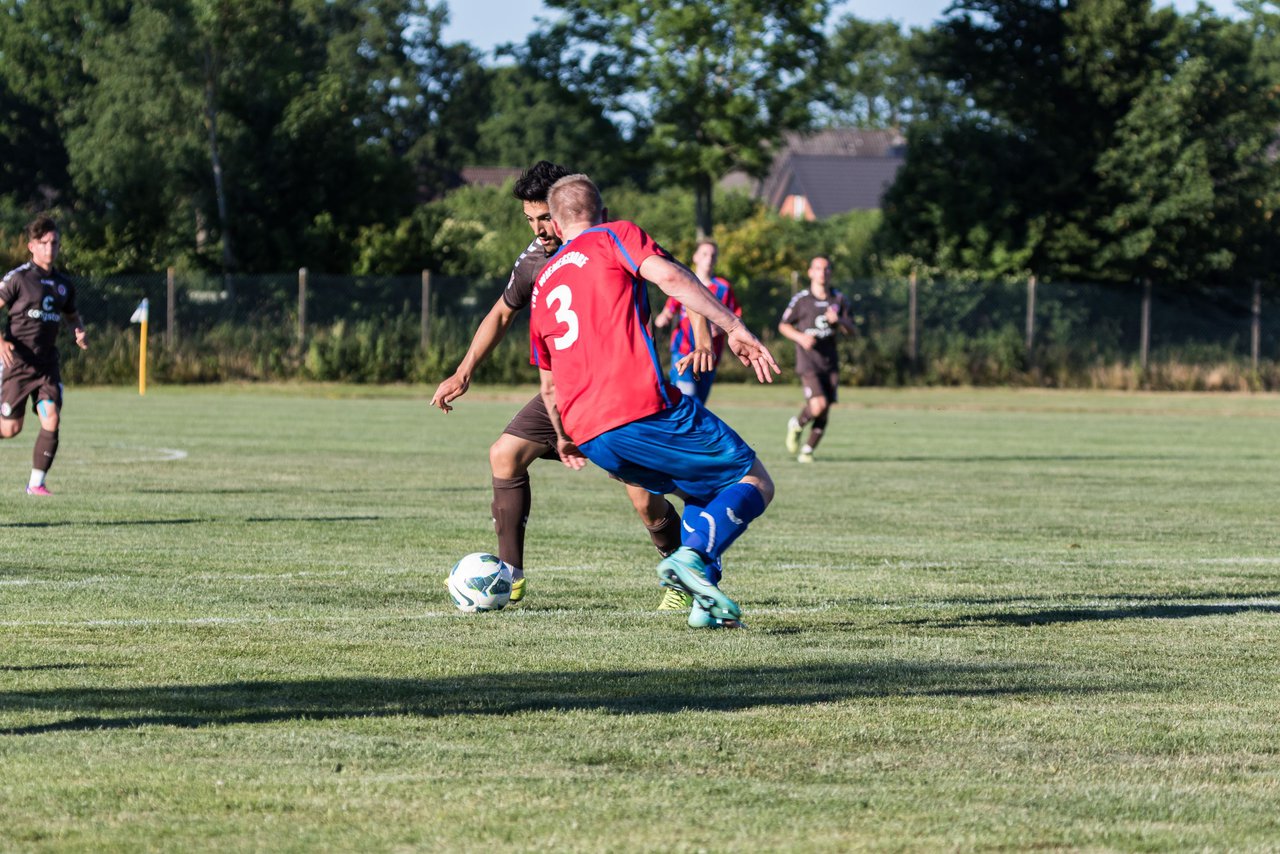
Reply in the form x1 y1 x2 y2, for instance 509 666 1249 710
431 161 715 603
0 215 89 495
530 174 779 628
654 239 741 405
778 255 855 464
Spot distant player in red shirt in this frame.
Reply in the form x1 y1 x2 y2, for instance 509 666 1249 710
530 174 779 628
0 216 89 495
654 239 740 404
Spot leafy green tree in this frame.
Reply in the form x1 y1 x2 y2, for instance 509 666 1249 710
817 17 954 130
879 0 1278 287
465 64 633 187
533 0 831 238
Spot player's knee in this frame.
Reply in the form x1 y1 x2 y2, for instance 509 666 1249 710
489 439 523 479
633 487 668 522
0 419 22 439
743 460 775 506
808 396 828 417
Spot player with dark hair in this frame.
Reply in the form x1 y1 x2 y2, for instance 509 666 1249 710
654 239 740 404
431 161 714 603
0 215 89 495
779 255 855 463
531 174 779 629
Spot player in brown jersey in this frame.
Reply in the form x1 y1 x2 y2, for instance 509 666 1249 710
0 216 89 495
778 255 855 463
430 161 715 603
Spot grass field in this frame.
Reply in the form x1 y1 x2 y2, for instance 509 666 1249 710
3 383 1280 852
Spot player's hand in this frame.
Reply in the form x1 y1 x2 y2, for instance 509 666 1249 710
430 373 469 413
0 340 13 368
674 346 715 379
797 332 817 350
557 439 588 470
727 328 780 384
73 327 88 350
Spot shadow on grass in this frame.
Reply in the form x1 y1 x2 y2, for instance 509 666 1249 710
786 453 1181 465
906 601 1280 628
0 661 1104 735
0 515 383 529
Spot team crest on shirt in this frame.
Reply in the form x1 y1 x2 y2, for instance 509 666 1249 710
57 284 66 296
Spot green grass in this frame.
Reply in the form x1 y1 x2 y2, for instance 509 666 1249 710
3 384 1280 852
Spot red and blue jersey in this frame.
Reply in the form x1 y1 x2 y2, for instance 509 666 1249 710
529 220 682 443
663 276 741 364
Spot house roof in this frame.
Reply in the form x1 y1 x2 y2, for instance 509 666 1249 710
751 128 907 217
459 166 523 188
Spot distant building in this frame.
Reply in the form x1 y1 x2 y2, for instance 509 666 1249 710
724 128 907 220
458 166 523 188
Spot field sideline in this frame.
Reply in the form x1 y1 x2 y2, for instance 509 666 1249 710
3 384 1280 851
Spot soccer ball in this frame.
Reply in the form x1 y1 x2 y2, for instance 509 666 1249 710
447 552 513 613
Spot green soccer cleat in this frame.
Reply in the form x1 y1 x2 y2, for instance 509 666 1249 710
657 587 694 611
509 576 526 603
656 546 741 623
688 602 745 629
785 417 802 455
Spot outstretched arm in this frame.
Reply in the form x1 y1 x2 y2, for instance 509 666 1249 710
639 255 780 383
430 296 519 412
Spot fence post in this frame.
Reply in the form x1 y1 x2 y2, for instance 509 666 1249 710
297 267 307 345
1139 278 1152 371
907 270 918 365
421 270 432 351
1251 279 1261 371
1025 274 1037 358
166 266 176 348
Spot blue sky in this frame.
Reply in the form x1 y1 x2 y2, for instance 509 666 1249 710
442 0 1246 58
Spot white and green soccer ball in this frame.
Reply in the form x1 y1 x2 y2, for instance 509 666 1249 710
447 552 513 613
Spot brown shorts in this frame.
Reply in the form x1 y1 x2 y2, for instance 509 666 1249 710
502 393 560 461
0 359 62 420
798 369 839 403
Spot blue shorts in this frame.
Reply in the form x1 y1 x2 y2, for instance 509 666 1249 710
669 360 716 404
580 396 756 506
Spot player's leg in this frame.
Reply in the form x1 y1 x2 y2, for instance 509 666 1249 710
798 371 837 462
786 372 820 454
489 430 552 597
26 397 60 495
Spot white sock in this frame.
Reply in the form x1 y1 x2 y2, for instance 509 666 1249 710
507 564 524 580
800 445 813 455
28 469 46 488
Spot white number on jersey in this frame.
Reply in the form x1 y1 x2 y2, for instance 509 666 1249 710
546 284 579 350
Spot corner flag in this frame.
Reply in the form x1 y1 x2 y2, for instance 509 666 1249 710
131 298 149 395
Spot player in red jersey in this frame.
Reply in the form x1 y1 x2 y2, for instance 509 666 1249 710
430 161 715 604
654 239 740 405
530 174 778 628
0 216 89 495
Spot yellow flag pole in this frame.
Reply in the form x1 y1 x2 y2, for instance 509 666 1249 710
138 317 147 396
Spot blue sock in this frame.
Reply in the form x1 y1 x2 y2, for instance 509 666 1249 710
680 483 766 566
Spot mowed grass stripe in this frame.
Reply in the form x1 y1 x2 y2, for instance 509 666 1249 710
2 385 1280 851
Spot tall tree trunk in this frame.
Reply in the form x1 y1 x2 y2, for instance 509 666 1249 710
694 173 713 241
203 48 235 294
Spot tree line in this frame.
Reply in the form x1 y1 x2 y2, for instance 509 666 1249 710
1 0 1278 294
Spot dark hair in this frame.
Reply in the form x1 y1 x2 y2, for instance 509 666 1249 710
26 215 58 242
513 160 572 203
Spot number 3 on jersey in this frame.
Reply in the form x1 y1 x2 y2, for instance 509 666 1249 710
546 284 579 350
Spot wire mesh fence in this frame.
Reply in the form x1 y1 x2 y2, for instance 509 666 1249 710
53 269 1280 390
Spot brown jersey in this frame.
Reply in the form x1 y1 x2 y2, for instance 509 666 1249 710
0 262 77 368
780 288 851 374
502 238 553 312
